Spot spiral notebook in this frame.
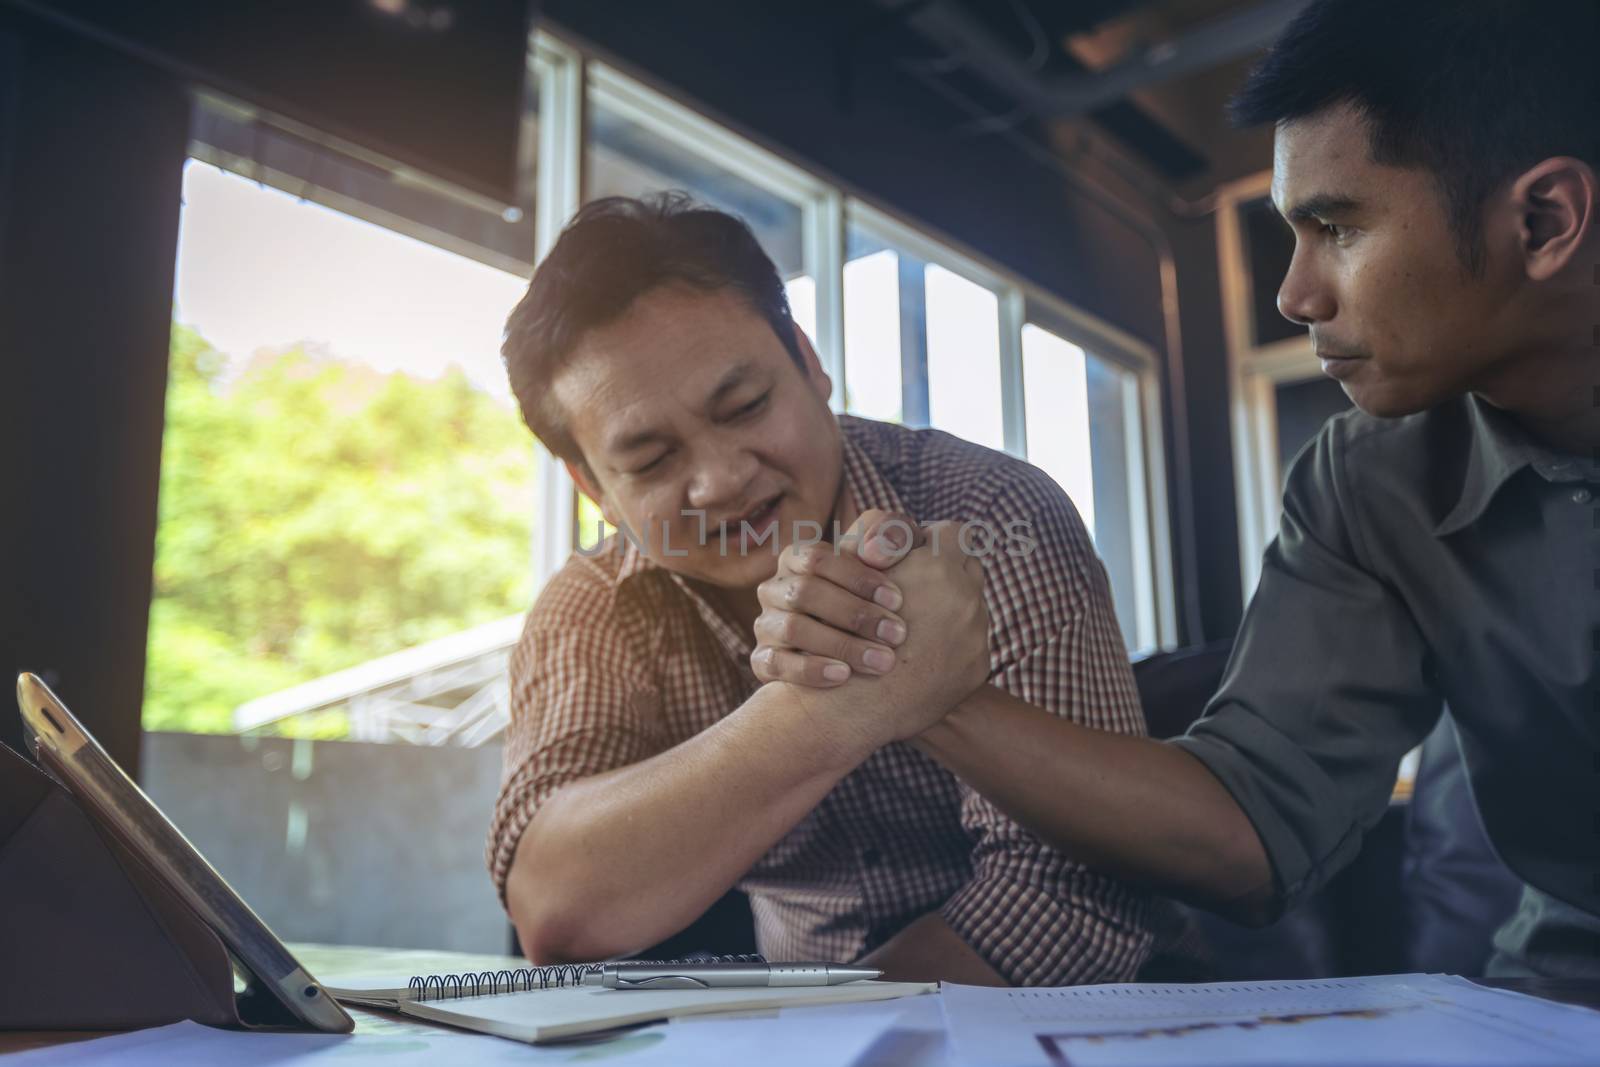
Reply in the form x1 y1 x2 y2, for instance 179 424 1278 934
324 957 935 1043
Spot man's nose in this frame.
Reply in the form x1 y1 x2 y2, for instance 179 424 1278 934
1276 246 1336 326
684 445 760 511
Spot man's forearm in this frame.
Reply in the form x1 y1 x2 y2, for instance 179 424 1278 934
913 686 1277 923
507 683 878 963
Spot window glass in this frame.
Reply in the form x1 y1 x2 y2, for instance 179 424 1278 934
842 225 1004 446
579 95 816 542
585 96 811 311
784 275 817 343
1241 195 1304 347
842 242 905 423
576 491 613 552
1022 325 1094 531
1024 321 1147 650
147 160 534 740
1084 353 1144 651
924 266 1004 451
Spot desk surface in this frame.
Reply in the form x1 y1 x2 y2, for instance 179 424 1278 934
4 944 1598 1057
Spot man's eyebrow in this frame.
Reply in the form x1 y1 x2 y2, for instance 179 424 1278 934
601 360 762 455
1281 194 1362 224
706 360 759 408
606 425 667 455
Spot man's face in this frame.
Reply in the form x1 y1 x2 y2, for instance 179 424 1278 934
1271 102 1524 417
554 284 843 590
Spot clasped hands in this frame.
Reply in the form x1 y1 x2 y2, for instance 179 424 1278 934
751 509 991 748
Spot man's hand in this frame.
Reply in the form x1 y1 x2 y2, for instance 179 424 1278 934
750 509 918 687
859 527 991 740
753 509 991 745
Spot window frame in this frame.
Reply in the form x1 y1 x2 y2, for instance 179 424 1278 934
179 25 1179 657
840 199 1172 654
584 58 847 406
1024 292 1171 656
531 35 584 589
1215 170 1320 600
542 35 1175 651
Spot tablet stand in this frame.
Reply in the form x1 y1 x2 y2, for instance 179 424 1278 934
0 739 301 1030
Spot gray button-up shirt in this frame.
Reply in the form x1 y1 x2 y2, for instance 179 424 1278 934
1173 392 1599 974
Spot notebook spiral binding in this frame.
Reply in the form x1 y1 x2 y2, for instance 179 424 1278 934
406 954 766 1002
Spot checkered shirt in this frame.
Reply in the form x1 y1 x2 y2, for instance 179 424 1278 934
488 415 1154 985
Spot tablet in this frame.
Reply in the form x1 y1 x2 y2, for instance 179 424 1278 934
15 672 354 1033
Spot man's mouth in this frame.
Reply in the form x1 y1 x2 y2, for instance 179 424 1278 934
1317 352 1366 381
1310 333 1364 361
718 494 783 538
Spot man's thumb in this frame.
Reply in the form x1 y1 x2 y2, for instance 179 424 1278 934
846 510 921 568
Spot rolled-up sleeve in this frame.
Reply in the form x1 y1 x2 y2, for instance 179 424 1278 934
939 468 1154 985
485 561 661 904
1171 421 1442 916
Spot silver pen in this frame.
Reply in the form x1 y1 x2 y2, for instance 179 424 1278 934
601 961 881 990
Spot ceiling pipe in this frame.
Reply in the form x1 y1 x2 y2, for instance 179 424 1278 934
898 0 1311 120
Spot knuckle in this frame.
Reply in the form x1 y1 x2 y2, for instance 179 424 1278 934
776 612 802 644
851 607 872 636
849 566 880 599
753 611 779 642
766 650 793 681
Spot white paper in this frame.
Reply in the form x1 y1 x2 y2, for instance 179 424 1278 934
780 995 951 1067
940 974 1600 1067
2 1010 898 1067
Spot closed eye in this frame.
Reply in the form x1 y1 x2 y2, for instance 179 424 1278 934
729 392 770 420
630 451 670 476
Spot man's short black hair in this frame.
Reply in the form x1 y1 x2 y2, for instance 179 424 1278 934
502 192 804 464
1230 0 1599 272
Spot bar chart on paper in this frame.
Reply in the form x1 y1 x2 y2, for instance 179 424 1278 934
940 974 1600 1067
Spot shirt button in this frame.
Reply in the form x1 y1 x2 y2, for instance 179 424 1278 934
861 848 882 868
1573 488 1593 505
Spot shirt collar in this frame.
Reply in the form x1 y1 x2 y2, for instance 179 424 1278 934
1434 394 1593 536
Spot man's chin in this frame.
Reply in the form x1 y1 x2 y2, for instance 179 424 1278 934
670 550 782 590
1341 378 1446 421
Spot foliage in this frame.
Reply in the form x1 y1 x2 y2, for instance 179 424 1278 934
143 325 537 735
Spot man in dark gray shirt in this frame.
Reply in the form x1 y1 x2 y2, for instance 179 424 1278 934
746 0 1598 976
1163 0 1598 975
1178 391 1598 975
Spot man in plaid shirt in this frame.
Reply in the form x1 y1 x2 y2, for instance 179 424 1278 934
489 192 1154 984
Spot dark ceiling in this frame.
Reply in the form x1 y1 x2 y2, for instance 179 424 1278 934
881 0 1297 201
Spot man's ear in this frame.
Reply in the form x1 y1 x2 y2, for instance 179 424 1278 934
793 322 834 403
1510 157 1596 282
564 458 620 527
